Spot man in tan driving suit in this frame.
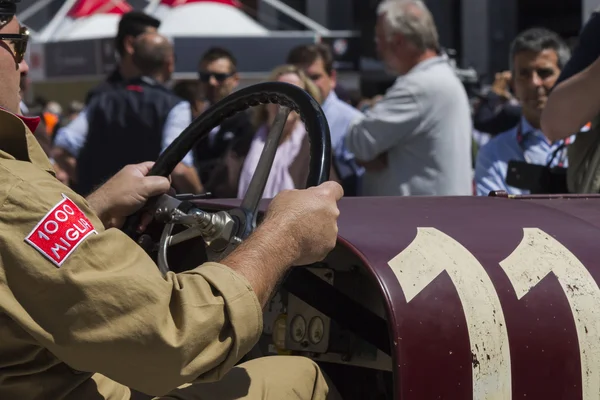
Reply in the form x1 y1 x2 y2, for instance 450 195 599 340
0 3 343 399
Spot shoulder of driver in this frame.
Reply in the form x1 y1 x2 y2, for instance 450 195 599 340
0 110 263 396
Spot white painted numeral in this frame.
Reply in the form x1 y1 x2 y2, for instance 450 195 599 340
388 228 511 399
500 228 600 399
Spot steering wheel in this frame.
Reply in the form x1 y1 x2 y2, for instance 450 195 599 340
123 81 331 274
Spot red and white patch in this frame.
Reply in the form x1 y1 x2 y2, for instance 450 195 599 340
25 195 97 267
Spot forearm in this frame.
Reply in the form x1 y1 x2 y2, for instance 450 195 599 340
220 218 297 307
85 189 112 228
346 124 380 162
542 57 600 141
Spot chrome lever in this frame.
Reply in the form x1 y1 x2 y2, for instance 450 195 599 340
175 192 213 201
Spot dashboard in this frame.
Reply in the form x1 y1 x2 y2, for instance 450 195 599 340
251 242 393 372
153 206 396 398
156 205 393 375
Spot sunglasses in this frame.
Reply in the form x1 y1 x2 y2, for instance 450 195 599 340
0 26 29 69
198 71 234 83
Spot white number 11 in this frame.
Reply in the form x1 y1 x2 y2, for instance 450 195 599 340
388 227 600 399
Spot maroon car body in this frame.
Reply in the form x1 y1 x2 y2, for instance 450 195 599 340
193 192 600 400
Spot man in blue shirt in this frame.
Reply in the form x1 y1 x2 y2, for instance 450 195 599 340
475 28 575 196
287 43 364 196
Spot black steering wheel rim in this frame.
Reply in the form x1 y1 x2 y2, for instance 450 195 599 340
123 81 332 240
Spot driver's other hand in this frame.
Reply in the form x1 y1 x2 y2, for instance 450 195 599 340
87 162 171 229
264 181 343 267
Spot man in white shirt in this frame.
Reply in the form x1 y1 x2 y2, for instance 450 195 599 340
346 0 473 196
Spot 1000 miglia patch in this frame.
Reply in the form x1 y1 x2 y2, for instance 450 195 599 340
25 194 97 267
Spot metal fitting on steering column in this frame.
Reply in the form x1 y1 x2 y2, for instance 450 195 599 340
200 211 236 252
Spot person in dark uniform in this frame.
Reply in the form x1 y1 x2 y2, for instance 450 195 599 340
53 32 202 196
52 11 161 184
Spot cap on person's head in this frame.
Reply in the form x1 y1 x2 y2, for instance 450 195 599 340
0 0 19 26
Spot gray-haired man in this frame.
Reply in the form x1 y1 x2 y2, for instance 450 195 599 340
345 0 473 196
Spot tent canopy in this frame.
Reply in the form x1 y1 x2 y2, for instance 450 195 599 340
36 0 269 42
67 0 132 18
38 0 133 42
159 0 240 7
152 0 268 36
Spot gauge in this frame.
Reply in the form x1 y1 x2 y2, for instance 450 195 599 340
290 315 306 343
272 314 287 349
308 316 324 344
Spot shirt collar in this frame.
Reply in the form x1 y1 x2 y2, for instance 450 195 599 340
18 113 41 132
410 56 445 73
0 108 55 174
519 116 549 142
322 90 338 111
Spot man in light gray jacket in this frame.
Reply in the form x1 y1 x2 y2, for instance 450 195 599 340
346 0 473 196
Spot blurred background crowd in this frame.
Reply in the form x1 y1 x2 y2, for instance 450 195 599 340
14 0 600 198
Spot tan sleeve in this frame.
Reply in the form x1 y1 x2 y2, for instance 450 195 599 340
0 180 263 396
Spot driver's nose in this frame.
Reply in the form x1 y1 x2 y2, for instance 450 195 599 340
19 59 29 74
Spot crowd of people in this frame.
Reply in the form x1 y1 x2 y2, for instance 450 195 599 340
18 2 595 200
16 1 600 201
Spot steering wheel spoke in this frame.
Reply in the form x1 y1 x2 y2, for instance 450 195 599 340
169 226 205 247
239 106 291 236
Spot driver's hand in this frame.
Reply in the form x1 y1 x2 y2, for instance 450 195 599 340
86 162 171 230
264 181 343 267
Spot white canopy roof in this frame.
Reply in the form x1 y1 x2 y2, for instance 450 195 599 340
35 0 269 43
152 0 269 37
37 0 133 42
54 14 125 41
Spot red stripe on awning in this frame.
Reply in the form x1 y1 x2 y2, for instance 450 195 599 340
159 0 240 7
67 0 133 18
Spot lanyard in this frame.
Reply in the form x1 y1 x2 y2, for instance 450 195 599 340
516 121 571 167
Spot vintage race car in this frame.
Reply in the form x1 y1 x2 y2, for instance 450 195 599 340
126 82 600 400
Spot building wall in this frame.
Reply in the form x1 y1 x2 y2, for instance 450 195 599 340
463 0 583 82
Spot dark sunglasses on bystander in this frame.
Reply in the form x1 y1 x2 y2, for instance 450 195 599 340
198 70 234 83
